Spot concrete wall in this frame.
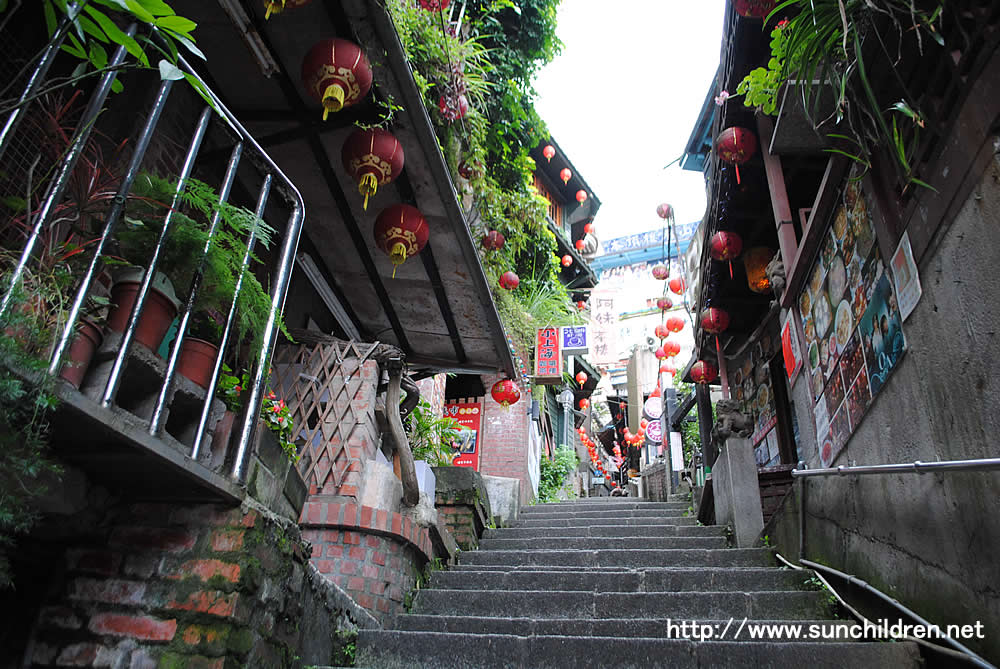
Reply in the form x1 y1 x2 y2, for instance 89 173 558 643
777 155 1000 662
478 373 534 505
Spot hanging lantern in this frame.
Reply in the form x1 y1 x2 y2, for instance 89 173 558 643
656 297 673 311
744 246 773 294
482 230 505 251
576 300 586 310
490 379 521 407
716 127 758 185
499 271 520 290
649 386 662 398
734 0 777 18
576 190 588 205
543 145 556 162
664 340 681 357
341 128 404 211
654 324 669 340
264 0 312 20
560 168 572 184
438 93 469 121
700 307 731 334
373 204 429 277
579 398 590 410
691 360 719 385
561 254 573 268
651 264 669 280
654 346 667 361
667 277 685 295
575 371 588 386
639 418 649 429
302 38 373 121
666 315 685 333
659 363 676 375
656 203 674 220
575 239 585 251
709 231 743 262
583 223 594 235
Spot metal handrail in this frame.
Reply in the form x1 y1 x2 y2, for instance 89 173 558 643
792 457 1000 478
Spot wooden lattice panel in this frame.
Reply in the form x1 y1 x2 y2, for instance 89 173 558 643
272 337 381 495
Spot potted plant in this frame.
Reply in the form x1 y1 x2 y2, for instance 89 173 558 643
213 365 298 462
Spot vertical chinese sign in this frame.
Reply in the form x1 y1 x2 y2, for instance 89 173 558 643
534 327 562 384
443 402 482 470
589 289 617 365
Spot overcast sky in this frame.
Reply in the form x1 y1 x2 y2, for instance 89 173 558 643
534 1 726 241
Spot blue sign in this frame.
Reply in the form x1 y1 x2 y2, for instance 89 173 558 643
560 326 589 356
601 222 698 255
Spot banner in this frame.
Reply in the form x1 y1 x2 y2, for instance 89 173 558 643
443 402 482 470
534 327 562 384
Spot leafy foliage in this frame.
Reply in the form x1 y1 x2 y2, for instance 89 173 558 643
536 445 578 503
216 365 299 462
735 21 790 115
405 399 461 466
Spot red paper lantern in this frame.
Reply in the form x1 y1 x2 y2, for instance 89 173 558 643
583 223 594 234
734 0 777 18
302 38 372 121
543 145 556 162
666 315 685 333
654 324 669 340
709 231 743 261
639 418 649 429
574 239 585 251
560 168 572 184
668 277 686 295
664 340 681 357
651 264 669 280
341 128 404 211
716 127 758 185
561 255 573 267
654 346 667 361
576 300 586 310
576 190 588 204
491 379 521 407
700 307 731 334
418 0 451 9
649 386 662 398
578 398 590 410
656 297 673 311
373 204 429 276
659 363 676 375
482 230 505 251
575 371 588 386
691 360 719 385
656 203 673 220
438 93 469 121
499 271 520 290
264 0 312 20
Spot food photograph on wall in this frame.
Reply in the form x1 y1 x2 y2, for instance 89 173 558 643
796 178 907 467
732 324 782 468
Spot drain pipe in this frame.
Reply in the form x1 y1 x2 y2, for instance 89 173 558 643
797 460 806 560
775 553 994 668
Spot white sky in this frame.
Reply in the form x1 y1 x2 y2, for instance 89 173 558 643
534 1 726 240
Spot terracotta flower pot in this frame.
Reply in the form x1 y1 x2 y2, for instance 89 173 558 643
59 319 103 388
177 337 219 389
107 278 178 352
210 409 236 462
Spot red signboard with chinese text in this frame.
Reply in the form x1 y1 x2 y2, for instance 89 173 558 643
443 402 482 470
534 327 562 384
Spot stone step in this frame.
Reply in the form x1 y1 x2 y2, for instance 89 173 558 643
485 524 725 539
458 548 777 569
391 615 861 640
477 536 728 551
515 515 698 528
356 631 921 669
522 501 690 514
428 568 814 593
411 589 834 621
519 509 690 521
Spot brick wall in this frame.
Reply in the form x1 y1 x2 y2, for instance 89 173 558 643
478 373 533 505
416 373 447 417
435 504 485 550
25 502 375 668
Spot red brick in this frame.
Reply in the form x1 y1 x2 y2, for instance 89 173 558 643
89 614 177 641
365 535 380 549
326 545 344 558
340 561 357 575
316 560 334 574
311 543 323 558
110 527 196 553
376 598 392 614
67 549 122 576
347 577 365 592
69 578 146 605
376 509 388 531
168 559 241 583
370 581 387 595
360 506 373 527
343 532 360 545
348 546 366 560
38 606 81 630
356 594 375 610
327 503 342 526
166 590 238 618
362 564 379 579
56 642 100 665
306 502 321 524
391 515 402 535
340 485 359 497
210 529 244 552
372 551 386 566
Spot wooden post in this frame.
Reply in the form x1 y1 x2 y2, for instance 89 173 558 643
756 114 799 272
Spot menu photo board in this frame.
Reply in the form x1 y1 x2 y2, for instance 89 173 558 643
796 179 907 467
732 327 780 448
443 402 482 470
534 327 562 384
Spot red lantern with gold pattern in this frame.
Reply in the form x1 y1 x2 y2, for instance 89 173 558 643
499 271 520 290
716 127 758 184
664 340 681 357
709 231 743 261
302 38 373 121
691 360 719 385
654 324 669 340
700 308 730 334
341 128 404 211
482 230 505 251
561 254 573 268
491 379 521 408
543 145 556 162
374 204 429 276
264 0 312 20
734 0 777 18
560 168 572 184
666 315 685 333
654 346 667 361
575 371 588 386
656 203 674 220
656 297 673 311
668 277 686 295
651 264 669 280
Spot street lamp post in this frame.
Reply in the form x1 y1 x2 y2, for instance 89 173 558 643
558 387 575 449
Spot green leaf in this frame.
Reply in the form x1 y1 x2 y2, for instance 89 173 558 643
155 15 196 34
122 0 156 23
88 42 108 70
157 58 185 80
168 31 205 60
85 6 145 62
111 79 124 93
43 0 57 36
134 0 176 16
0 0 8 13
77 14 109 42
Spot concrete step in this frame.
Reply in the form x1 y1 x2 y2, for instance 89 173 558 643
484 524 725 539
458 548 777 569
357 631 921 669
515 515 698 528
391 615 861 640
522 501 690 514
428 568 814 593
411 589 835 621
477 536 728 551
519 509 690 521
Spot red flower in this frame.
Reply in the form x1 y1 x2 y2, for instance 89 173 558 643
233 385 242 393
776 19 789 28
267 391 276 400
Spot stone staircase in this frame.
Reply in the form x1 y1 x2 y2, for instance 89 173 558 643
355 496 921 668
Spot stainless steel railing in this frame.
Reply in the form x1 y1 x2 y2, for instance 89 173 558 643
0 20 305 484
792 457 1000 478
